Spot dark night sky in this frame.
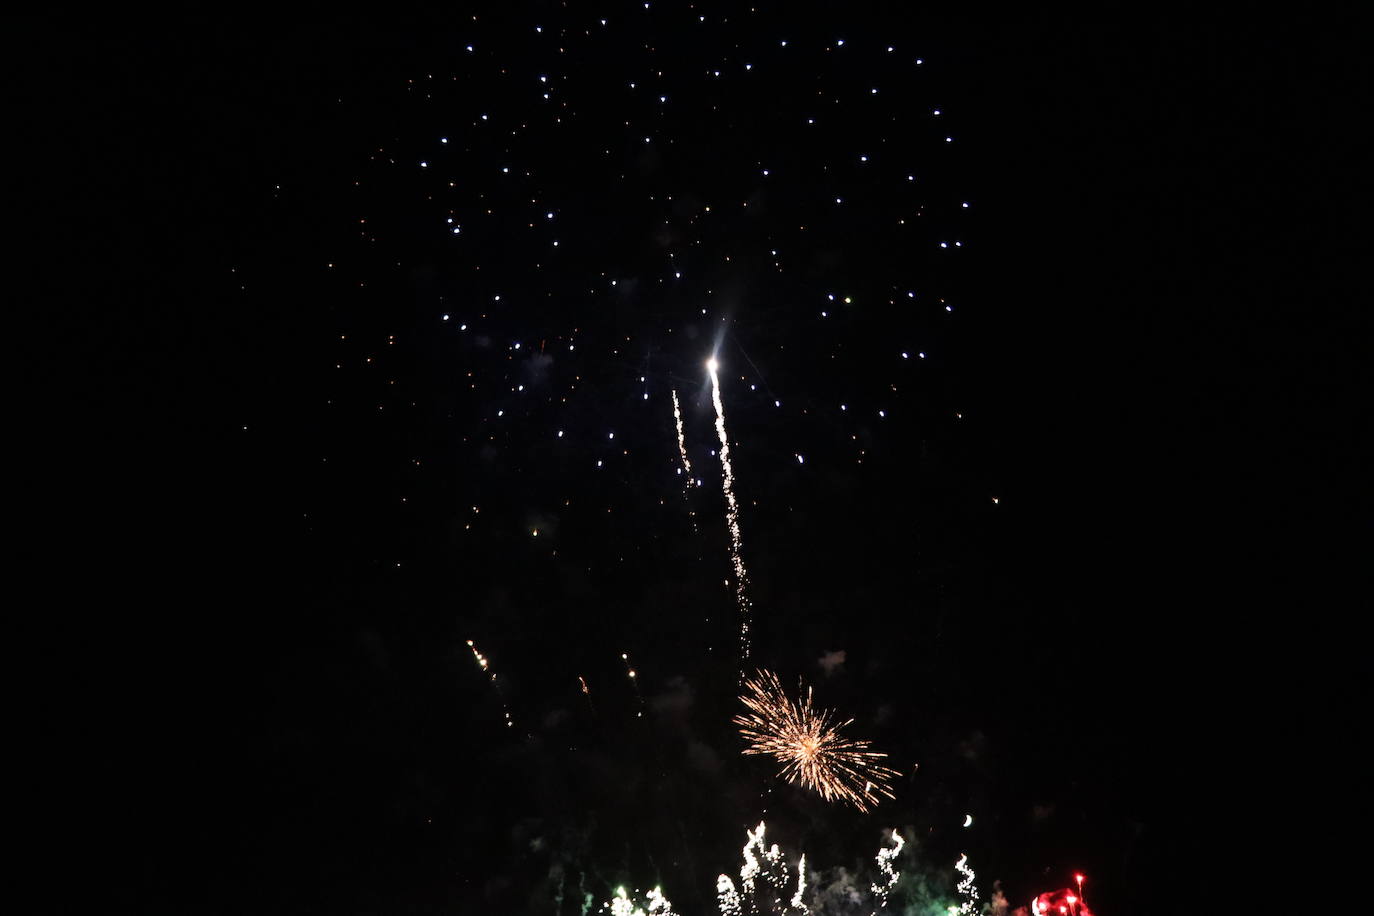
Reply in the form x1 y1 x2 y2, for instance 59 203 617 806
28 7 1361 915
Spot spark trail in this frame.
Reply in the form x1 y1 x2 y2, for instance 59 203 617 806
671 389 698 532
466 639 514 729
871 830 905 914
707 358 752 669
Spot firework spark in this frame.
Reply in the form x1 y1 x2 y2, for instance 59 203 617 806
735 670 899 811
600 886 679 916
466 639 513 729
671 389 694 480
871 830 904 913
707 358 752 668
715 821 903 915
955 854 980 916
718 821 807 916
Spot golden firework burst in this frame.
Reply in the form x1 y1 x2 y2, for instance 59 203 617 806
734 669 899 811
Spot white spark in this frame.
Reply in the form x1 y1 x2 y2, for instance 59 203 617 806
871 829 905 913
956 854 980 916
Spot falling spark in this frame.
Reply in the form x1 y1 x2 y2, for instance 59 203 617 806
467 639 514 728
707 358 752 668
734 670 899 811
671 389 698 530
871 829 904 913
955 854 980 916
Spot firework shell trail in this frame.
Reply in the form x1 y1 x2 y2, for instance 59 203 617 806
734 670 900 812
707 359 753 671
466 639 514 730
578 675 598 718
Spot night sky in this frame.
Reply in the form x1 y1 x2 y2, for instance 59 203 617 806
33 7 1360 915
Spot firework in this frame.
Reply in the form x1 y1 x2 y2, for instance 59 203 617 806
622 651 646 717
955 854 979 916
716 874 742 916
670 389 699 536
715 821 902 915
718 821 807 916
466 639 513 729
734 670 899 812
601 886 679 916
707 358 753 668
871 830 904 913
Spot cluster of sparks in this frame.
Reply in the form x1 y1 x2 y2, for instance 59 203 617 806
954 853 980 916
735 670 899 812
870 830 905 913
1032 875 1091 916
708 359 753 669
711 822 901 915
601 886 679 916
670 389 698 531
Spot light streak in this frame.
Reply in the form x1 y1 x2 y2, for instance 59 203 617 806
466 639 513 728
707 358 753 668
870 830 904 913
735 670 899 811
671 389 698 530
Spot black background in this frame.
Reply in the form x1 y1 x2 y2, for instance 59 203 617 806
28 7 1361 914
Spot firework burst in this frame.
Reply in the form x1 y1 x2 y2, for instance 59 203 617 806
734 670 899 811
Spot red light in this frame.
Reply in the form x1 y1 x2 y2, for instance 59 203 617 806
1075 874 1084 884
1067 897 1077 904
1060 907 1067 913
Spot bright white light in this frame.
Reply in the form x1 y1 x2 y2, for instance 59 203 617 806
707 358 719 372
